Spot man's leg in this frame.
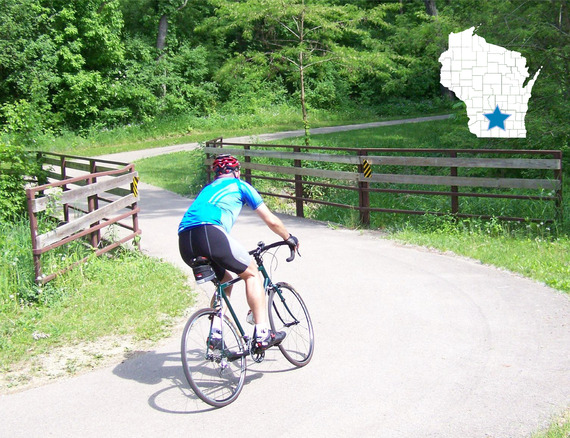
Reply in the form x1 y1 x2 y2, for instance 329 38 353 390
210 270 234 308
239 260 285 348
239 260 267 325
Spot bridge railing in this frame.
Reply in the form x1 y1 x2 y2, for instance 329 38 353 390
26 152 141 284
205 138 563 225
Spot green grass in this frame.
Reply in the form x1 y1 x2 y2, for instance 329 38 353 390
135 148 207 196
31 105 379 156
390 215 570 293
31 103 453 157
532 411 570 438
0 219 193 369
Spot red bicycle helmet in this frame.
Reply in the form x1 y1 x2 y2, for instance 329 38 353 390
212 154 240 175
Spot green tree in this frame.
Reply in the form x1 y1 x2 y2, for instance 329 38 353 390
0 1 59 135
207 0 399 143
49 0 126 129
0 0 127 131
440 0 570 154
0 141 45 221
386 0 456 101
119 0 219 116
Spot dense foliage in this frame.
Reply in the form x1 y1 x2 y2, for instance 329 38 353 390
0 0 567 148
0 0 568 225
0 142 45 221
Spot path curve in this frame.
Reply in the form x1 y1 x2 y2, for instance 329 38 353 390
98 114 453 163
1 116 569 438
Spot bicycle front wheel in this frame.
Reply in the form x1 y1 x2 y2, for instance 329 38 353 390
268 282 314 367
181 308 246 407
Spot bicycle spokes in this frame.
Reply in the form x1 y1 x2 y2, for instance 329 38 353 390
268 283 314 368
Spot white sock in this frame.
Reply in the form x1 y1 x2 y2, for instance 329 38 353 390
255 324 269 339
211 317 222 337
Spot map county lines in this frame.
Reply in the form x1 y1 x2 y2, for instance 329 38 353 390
439 27 541 138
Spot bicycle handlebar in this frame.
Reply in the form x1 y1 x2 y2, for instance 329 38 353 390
249 240 298 262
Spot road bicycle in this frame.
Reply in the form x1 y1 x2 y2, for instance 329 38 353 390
181 240 314 407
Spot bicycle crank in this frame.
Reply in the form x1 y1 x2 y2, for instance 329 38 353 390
249 341 265 363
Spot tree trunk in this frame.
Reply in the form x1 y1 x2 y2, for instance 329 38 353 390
298 8 310 146
424 0 438 16
559 0 570 30
157 14 168 53
299 61 309 146
426 0 452 100
156 14 168 97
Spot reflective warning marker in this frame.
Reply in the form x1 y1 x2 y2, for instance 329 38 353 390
132 176 140 197
362 160 372 178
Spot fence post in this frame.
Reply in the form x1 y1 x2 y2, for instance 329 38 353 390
450 151 459 215
554 151 563 223
293 145 304 218
88 160 101 248
130 167 141 250
205 140 212 183
244 144 252 184
206 138 223 183
26 188 42 282
358 150 370 226
61 156 70 223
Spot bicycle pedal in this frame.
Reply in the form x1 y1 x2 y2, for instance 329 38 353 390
251 350 265 363
249 341 265 363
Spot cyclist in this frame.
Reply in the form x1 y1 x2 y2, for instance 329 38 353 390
178 154 299 350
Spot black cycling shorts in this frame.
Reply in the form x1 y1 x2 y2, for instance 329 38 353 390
179 225 251 280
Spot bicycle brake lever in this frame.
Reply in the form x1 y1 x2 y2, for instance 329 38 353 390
286 246 295 262
286 246 300 262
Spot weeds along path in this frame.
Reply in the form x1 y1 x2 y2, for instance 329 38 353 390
1 117 568 438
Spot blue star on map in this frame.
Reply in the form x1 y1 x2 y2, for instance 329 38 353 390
484 105 511 130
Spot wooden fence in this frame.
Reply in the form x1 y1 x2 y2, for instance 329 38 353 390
26 152 141 284
205 138 563 225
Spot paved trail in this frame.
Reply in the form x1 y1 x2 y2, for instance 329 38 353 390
98 114 453 163
1 117 569 437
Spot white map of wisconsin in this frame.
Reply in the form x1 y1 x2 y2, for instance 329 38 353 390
439 27 541 138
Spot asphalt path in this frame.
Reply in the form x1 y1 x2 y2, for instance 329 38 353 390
1 117 569 437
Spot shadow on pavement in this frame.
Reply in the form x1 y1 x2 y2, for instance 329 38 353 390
112 349 270 413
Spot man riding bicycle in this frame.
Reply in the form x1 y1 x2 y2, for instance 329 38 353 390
178 154 299 350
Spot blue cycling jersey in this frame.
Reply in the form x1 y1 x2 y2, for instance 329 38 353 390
178 177 263 234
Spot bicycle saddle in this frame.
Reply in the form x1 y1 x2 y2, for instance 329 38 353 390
190 256 211 266
190 257 216 284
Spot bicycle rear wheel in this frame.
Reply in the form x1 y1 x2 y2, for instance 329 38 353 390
181 308 246 407
268 282 314 367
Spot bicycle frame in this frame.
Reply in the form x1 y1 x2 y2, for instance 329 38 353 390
212 262 276 341
209 247 299 343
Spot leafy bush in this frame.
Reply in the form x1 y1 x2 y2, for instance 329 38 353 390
0 142 45 222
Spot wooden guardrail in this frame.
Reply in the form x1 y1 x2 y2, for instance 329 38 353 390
26 152 141 284
205 138 563 225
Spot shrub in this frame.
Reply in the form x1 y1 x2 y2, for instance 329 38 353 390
0 142 45 222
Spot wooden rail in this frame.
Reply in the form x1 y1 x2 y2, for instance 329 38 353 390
26 152 141 284
205 138 563 225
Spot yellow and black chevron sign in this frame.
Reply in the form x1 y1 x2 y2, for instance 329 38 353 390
132 176 140 197
362 159 372 178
